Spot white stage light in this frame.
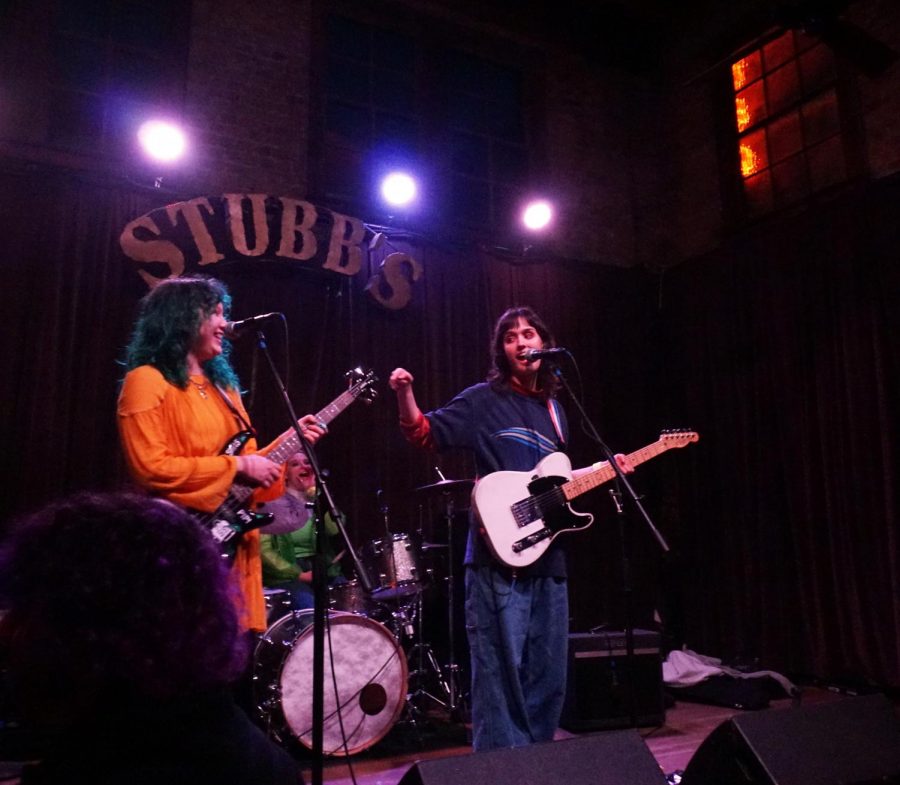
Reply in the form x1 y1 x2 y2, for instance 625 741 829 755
522 200 553 231
138 120 187 163
380 172 417 207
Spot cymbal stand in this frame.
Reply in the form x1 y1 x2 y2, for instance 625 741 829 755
402 589 453 718
437 486 464 716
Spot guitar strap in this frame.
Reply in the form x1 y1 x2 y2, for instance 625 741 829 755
213 384 258 440
546 398 565 447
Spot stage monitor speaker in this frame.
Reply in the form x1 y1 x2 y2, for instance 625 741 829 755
561 628 665 731
396 729 667 785
681 693 900 785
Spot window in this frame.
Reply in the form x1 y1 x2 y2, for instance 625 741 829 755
323 15 419 207
731 30 847 215
321 13 531 233
46 0 186 154
439 49 529 230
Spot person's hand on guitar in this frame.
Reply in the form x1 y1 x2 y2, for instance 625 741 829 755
614 453 635 474
298 413 327 444
236 454 282 488
572 452 635 479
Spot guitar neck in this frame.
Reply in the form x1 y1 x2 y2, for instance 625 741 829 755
265 386 359 467
225 385 362 507
562 439 672 501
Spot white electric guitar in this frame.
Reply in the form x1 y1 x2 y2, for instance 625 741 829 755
472 429 699 568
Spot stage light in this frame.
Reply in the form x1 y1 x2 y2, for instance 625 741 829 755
522 200 553 232
138 120 187 163
380 172 417 207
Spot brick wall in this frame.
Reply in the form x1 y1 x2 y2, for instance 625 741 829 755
2 1 897 269
182 0 313 194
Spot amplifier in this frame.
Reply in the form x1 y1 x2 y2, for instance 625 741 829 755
561 628 665 731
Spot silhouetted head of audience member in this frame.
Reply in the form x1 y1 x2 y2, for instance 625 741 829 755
0 492 248 729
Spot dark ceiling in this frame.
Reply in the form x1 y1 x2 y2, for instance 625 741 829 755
409 0 896 77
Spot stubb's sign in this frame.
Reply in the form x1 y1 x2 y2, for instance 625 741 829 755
119 194 422 310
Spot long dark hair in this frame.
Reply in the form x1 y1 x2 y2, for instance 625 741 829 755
486 306 559 397
0 492 248 716
123 275 240 389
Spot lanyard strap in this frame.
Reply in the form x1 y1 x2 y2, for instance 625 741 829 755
214 384 258 439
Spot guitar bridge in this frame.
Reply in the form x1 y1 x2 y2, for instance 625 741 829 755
512 527 553 553
511 498 541 528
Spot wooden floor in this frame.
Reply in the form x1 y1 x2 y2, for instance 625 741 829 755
300 687 844 785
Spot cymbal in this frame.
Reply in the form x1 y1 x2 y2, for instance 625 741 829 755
421 541 449 550
414 478 474 495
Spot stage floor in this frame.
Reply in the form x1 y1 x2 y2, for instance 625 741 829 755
305 687 850 785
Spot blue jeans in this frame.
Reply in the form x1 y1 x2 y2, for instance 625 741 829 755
464 565 569 752
281 574 347 612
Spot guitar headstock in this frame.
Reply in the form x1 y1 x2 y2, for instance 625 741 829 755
345 366 379 404
658 429 699 448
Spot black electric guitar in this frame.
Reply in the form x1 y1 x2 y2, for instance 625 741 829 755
196 367 377 561
473 429 698 568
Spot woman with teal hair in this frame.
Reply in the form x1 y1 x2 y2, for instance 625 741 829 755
117 275 326 632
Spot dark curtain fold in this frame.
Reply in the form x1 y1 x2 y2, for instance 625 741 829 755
659 180 900 687
2 167 898 687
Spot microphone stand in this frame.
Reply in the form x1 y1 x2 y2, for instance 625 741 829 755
253 329 374 785
547 359 669 728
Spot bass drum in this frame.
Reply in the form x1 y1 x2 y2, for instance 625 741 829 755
253 610 407 756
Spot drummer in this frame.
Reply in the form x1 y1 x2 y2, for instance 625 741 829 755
258 452 346 610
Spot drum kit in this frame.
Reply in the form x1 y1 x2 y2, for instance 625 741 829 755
252 476 474 757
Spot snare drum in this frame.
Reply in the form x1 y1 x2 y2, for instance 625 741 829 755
327 579 371 616
252 610 407 756
362 533 422 600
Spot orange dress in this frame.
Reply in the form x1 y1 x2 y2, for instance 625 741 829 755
117 365 282 631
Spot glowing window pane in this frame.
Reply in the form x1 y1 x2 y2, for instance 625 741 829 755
801 89 840 146
732 51 762 91
766 62 800 115
768 110 803 164
744 170 773 214
763 31 794 71
739 128 768 178
795 28 818 53
736 97 751 132
735 81 766 132
807 136 846 191
771 154 808 206
799 44 835 96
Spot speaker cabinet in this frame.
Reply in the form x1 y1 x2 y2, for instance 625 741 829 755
397 730 667 785
681 693 900 785
561 628 665 731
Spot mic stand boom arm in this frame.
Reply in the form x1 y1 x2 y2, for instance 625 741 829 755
549 363 669 552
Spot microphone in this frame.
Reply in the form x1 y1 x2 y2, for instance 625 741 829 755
377 489 389 515
522 347 569 362
224 312 282 338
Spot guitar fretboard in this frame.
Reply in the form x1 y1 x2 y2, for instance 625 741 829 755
562 438 687 501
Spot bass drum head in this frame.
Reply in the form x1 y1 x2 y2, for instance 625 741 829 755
278 612 408 756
